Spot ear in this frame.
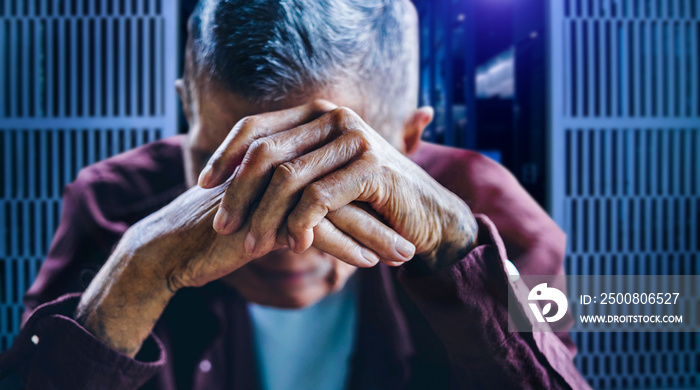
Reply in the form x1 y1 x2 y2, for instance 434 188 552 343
402 106 433 155
175 79 193 125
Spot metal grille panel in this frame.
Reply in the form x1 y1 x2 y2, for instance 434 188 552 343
0 0 178 352
550 0 700 388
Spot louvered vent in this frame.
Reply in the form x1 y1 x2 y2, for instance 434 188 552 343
550 1 700 388
0 0 178 351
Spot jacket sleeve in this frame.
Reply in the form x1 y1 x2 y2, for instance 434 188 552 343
0 294 165 390
396 214 590 390
0 169 164 389
21 136 187 320
412 145 575 353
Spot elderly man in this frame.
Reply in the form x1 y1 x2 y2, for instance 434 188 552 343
0 0 587 389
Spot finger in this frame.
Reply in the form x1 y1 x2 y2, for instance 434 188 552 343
275 223 291 247
272 213 405 267
272 212 408 267
199 100 337 188
245 132 369 256
212 109 353 234
287 158 379 252
213 136 301 234
276 212 403 267
326 203 414 263
311 218 379 268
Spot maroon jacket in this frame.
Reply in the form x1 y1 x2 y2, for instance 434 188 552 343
0 136 589 389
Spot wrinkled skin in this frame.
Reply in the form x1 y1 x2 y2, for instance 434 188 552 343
75 92 478 357
200 100 477 269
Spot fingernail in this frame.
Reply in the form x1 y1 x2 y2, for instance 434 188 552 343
213 208 230 232
361 248 379 266
395 239 415 260
198 165 213 187
288 235 296 252
245 231 257 255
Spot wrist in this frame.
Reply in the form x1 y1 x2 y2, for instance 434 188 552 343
418 198 478 271
75 241 173 357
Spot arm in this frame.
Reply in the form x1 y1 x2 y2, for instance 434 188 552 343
418 147 576 351
0 149 179 389
1 104 411 389
0 183 165 389
22 137 188 319
397 214 589 389
0 182 238 389
22 176 127 321
0 293 166 390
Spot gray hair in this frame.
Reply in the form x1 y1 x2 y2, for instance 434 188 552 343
186 0 418 130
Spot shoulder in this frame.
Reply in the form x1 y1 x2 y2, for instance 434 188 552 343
67 135 188 225
409 141 517 209
410 141 566 267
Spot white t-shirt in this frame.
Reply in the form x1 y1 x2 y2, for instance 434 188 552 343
247 276 358 390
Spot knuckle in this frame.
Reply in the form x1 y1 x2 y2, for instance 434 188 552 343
345 127 364 139
286 213 304 232
237 115 260 131
310 99 335 114
166 271 189 292
248 138 276 161
272 161 301 188
304 182 330 207
361 150 379 165
345 129 370 152
330 106 357 124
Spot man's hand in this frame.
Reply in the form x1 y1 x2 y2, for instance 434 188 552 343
199 100 478 270
74 104 417 356
74 183 249 356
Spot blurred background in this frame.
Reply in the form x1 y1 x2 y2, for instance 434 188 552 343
0 0 698 388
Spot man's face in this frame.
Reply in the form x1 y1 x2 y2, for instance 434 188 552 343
180 83 373 309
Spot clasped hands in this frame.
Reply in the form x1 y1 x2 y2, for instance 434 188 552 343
134 100 478 291
75 100 479 356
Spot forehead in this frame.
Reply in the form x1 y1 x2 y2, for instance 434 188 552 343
188 84 364 153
